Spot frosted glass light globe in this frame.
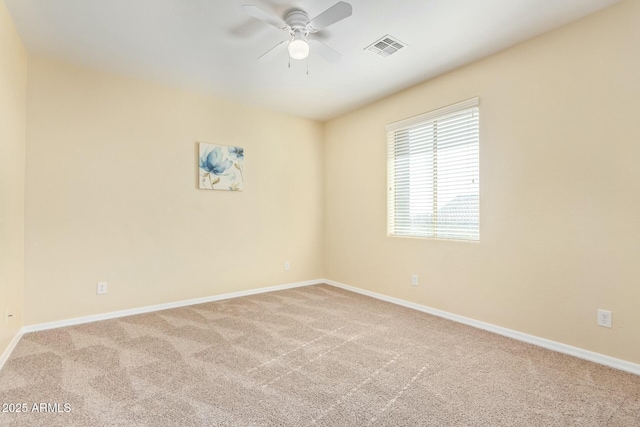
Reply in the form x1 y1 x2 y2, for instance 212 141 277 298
288 38 309 60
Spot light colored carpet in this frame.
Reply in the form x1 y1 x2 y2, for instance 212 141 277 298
0 284 638 426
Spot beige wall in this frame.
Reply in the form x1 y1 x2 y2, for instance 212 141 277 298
324 0 640 364
24 57 324 325
0 0 27 355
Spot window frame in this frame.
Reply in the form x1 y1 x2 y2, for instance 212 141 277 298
386 97 480 241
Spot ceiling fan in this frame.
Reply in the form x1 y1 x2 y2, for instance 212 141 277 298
242 2 353 63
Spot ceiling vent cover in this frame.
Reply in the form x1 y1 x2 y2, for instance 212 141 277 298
365 35 406 57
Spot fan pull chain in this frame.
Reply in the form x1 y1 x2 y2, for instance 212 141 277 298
288 57 291 69
306 57 309 75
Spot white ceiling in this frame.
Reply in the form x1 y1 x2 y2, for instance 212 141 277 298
5 0 620 121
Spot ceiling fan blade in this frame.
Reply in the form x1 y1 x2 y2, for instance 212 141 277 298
309 38 341 63
242 5 287 30
257 40 289 62
308 1 352 31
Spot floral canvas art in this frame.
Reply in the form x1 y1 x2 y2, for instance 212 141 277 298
198 143 244 191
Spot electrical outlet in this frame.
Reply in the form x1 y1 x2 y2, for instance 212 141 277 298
97 282 108 295
597 309 611 328
284 262 290 271
411 274 418 286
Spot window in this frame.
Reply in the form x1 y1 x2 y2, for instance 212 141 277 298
386 98 479 241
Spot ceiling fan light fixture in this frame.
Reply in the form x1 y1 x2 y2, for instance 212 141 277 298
245 2 352 64
288 33 309 60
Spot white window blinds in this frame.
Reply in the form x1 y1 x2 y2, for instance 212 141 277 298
386 98 479 241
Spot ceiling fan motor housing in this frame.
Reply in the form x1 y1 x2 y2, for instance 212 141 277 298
285 9 310 35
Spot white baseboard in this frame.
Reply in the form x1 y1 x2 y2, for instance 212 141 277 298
21 279 324 334
324 279 640 376
0 330 24 372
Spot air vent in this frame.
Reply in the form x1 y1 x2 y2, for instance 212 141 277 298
365 35 407 57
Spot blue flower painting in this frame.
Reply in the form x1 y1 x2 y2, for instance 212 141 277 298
199 143 244 191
